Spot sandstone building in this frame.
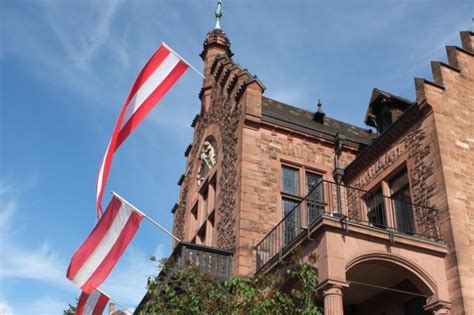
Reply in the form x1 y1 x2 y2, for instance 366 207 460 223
147 24 473 315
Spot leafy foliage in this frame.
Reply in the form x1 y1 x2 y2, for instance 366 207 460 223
137 260 322 315
63 302 76 315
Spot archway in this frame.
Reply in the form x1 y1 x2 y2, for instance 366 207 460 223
343 253 436 315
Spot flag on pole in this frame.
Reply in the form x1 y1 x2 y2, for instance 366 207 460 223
96 43 190 217
76 290 109 315
67 196 143 293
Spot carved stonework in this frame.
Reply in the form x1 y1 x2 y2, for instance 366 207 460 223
197 140 217 186
348 122 437 234
173 56 246 251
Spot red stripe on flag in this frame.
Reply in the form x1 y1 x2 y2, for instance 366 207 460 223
92 293 110 315
75 291 89 315
95 43 189 217
117 60 189 147
81 211 143 293
67 198 121 280
122 46 171 111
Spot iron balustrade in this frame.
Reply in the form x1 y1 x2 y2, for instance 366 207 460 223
174 242 233 280
255 180 442 270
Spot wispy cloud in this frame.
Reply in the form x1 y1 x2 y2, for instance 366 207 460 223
45 0 122 71
0 0 131 106
0 179 167 312
0 181 70 290
0 302 13 315
102 244 168 307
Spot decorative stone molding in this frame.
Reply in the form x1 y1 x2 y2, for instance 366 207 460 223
197 140 217 186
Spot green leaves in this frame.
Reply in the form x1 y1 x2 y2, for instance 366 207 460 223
138 260 322 315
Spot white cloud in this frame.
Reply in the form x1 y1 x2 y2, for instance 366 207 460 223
0 301 13 315
0 181 69 290
101 243 168 309
0 179 169 313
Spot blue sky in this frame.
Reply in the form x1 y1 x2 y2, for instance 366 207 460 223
0 0 471 314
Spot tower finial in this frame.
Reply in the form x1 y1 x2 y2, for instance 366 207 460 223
215 0 223 29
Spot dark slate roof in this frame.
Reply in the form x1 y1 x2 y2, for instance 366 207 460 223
261 97 375 146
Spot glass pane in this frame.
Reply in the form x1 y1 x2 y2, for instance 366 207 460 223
306 172 324 223
390 170 409 195
365 189 386 228
283 199 298 216
282 198 300 246
282 166 299 195
392 187 415 234
389 170 414 234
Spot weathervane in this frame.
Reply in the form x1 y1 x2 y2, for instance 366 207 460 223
215 0 223 29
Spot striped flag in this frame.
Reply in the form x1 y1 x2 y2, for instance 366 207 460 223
76 290 109 315
67 196 143 293
96 43 189 217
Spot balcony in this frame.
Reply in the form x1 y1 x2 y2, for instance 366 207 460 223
255 180 443 271
173 241 233 280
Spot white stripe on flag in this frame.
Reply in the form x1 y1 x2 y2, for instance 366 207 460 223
97 140 111 201
83 290 101 315
72 202 133 287
120 52 181 129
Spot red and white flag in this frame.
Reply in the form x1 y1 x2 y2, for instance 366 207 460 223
76 290 109 315
96 43 189 217
67 196 143 293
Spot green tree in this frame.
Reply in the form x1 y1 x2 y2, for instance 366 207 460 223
63 302 76 315
137 260 322 315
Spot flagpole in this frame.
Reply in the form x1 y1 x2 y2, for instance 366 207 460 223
96 288 134 314
111 191 181 242
162 42 205 79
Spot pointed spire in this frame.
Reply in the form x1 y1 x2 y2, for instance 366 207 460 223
314 99 326 122
215 0 223 29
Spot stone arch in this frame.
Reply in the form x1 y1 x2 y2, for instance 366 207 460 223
345 252 437 297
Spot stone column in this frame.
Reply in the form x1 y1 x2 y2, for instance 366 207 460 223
323 285 344 315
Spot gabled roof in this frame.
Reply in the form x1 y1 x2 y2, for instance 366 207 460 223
364 88 415 128
261 97 375 147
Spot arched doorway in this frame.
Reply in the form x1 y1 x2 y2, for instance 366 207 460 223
344 254 436 315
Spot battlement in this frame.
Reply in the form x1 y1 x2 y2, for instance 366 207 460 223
415 31 474 111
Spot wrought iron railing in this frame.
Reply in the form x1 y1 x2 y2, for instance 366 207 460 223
174 242 233 280
255 180 442 270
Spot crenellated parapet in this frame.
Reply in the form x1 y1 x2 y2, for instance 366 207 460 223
413 30 474 314
415 31 473 113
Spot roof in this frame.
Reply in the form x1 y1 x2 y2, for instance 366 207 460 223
261 96 375 146
364 88 415 127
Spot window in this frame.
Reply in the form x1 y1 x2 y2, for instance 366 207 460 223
190 204 198 242
306 172 324 223
201 188 208 224
191 174 218 245
365 188 386 228
282 166 299 195
280 165 324 245
390 170 414 234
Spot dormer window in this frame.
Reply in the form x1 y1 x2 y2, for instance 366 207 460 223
364 88 414 134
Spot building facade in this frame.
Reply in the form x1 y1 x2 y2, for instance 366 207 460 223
169 27 473 315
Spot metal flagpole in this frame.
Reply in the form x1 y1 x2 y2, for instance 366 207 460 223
111 191 181 242
161 42 205 79
96 288 134 314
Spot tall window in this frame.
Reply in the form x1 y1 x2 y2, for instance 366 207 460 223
365 188 386 228
306 172 323 223
281 165 324 245
390 169 414 234
190 138 218 245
